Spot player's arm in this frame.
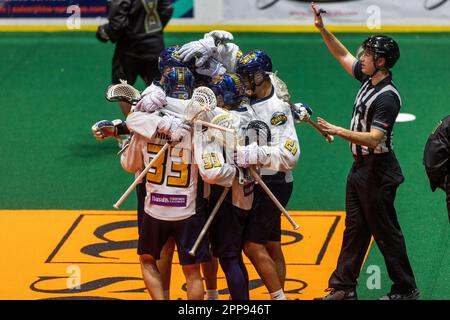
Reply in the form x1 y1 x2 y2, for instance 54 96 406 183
194 136 236 187
236 115 300 171
311 2 357 77
257 127 301 171
125 111 162 140
158 0 174 28
120 134 145 173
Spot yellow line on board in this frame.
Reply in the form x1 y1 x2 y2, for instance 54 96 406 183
1 24 450 32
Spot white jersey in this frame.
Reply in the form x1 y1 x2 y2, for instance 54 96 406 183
194 130 254 211
246 75 300 183
121 99 203 221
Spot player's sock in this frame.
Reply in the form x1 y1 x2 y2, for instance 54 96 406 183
219 256 249 300
270 288 287 300
163 290 170 300
205 289 219 300
238 254 249 286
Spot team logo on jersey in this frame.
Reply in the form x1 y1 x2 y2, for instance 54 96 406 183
271 112 287 126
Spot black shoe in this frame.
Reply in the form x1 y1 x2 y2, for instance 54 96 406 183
314 288 358 300
378 288 420 300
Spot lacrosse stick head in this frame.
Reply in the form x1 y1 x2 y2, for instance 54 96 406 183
184 86 217 123
105 79 142 104
245 120 272 147
207 111 236 149
271 71 291 103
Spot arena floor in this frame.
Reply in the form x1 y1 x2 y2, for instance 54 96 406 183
0 32 448 299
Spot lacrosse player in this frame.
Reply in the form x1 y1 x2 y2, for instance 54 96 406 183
96 0 173 117
93 67 213 299
232 50 308 300
120 86 216 300
190 74 253 300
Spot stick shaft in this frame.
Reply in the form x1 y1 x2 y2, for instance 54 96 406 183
113 142 171 209
161 109 235 134
249 167 299 230
188 187 230 256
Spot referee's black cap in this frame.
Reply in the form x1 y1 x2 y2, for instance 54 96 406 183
362 35 400 69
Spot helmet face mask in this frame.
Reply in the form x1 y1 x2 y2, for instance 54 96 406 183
209 74 247 110
158 45 195 74
236 50 273 96
161 67 195 99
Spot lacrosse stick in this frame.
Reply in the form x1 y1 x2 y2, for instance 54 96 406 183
105 81 233 134
203 115 299 230
189 187 230 256
161 109 235 134
113 86 217 209
271 72 334 143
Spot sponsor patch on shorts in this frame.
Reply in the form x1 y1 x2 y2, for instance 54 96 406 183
271 112 287 126
149 193 187 207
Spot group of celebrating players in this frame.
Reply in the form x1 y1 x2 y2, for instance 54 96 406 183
91 30 312 300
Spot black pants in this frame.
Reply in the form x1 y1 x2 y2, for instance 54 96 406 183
112 48 160 87
329 153 417 294
445 175 450 221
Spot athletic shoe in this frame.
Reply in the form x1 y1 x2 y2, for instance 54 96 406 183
378 288 420 300
314 288 358 300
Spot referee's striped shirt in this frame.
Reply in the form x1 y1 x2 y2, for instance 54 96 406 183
350 60 402 156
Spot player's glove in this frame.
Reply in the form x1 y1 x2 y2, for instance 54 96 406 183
135 84 167 113
177 36 218 67
157 115 191 141
292 103 313 123
91 119 122 140
96 24 110 43
205 30 234 44
195 58 227 77
235 142 261 168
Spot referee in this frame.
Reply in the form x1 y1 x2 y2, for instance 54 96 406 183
96 0 173 116
423 115 450 222
311 3 419 300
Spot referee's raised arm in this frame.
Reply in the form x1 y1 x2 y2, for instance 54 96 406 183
311 2 357 77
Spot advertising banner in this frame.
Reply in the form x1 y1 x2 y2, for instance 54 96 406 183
0 0 193 19
224 0 450 25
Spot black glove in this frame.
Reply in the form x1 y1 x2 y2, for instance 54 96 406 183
96 24 110 43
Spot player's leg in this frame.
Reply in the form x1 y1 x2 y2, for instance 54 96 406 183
175 209 211 300
209 197 250 300
202 258 219 300
266 241 286 289
137 213 167 300
139 254 164 300
264 181 293 289
243 183 286 299
243 241 283 295
157 237 175 300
